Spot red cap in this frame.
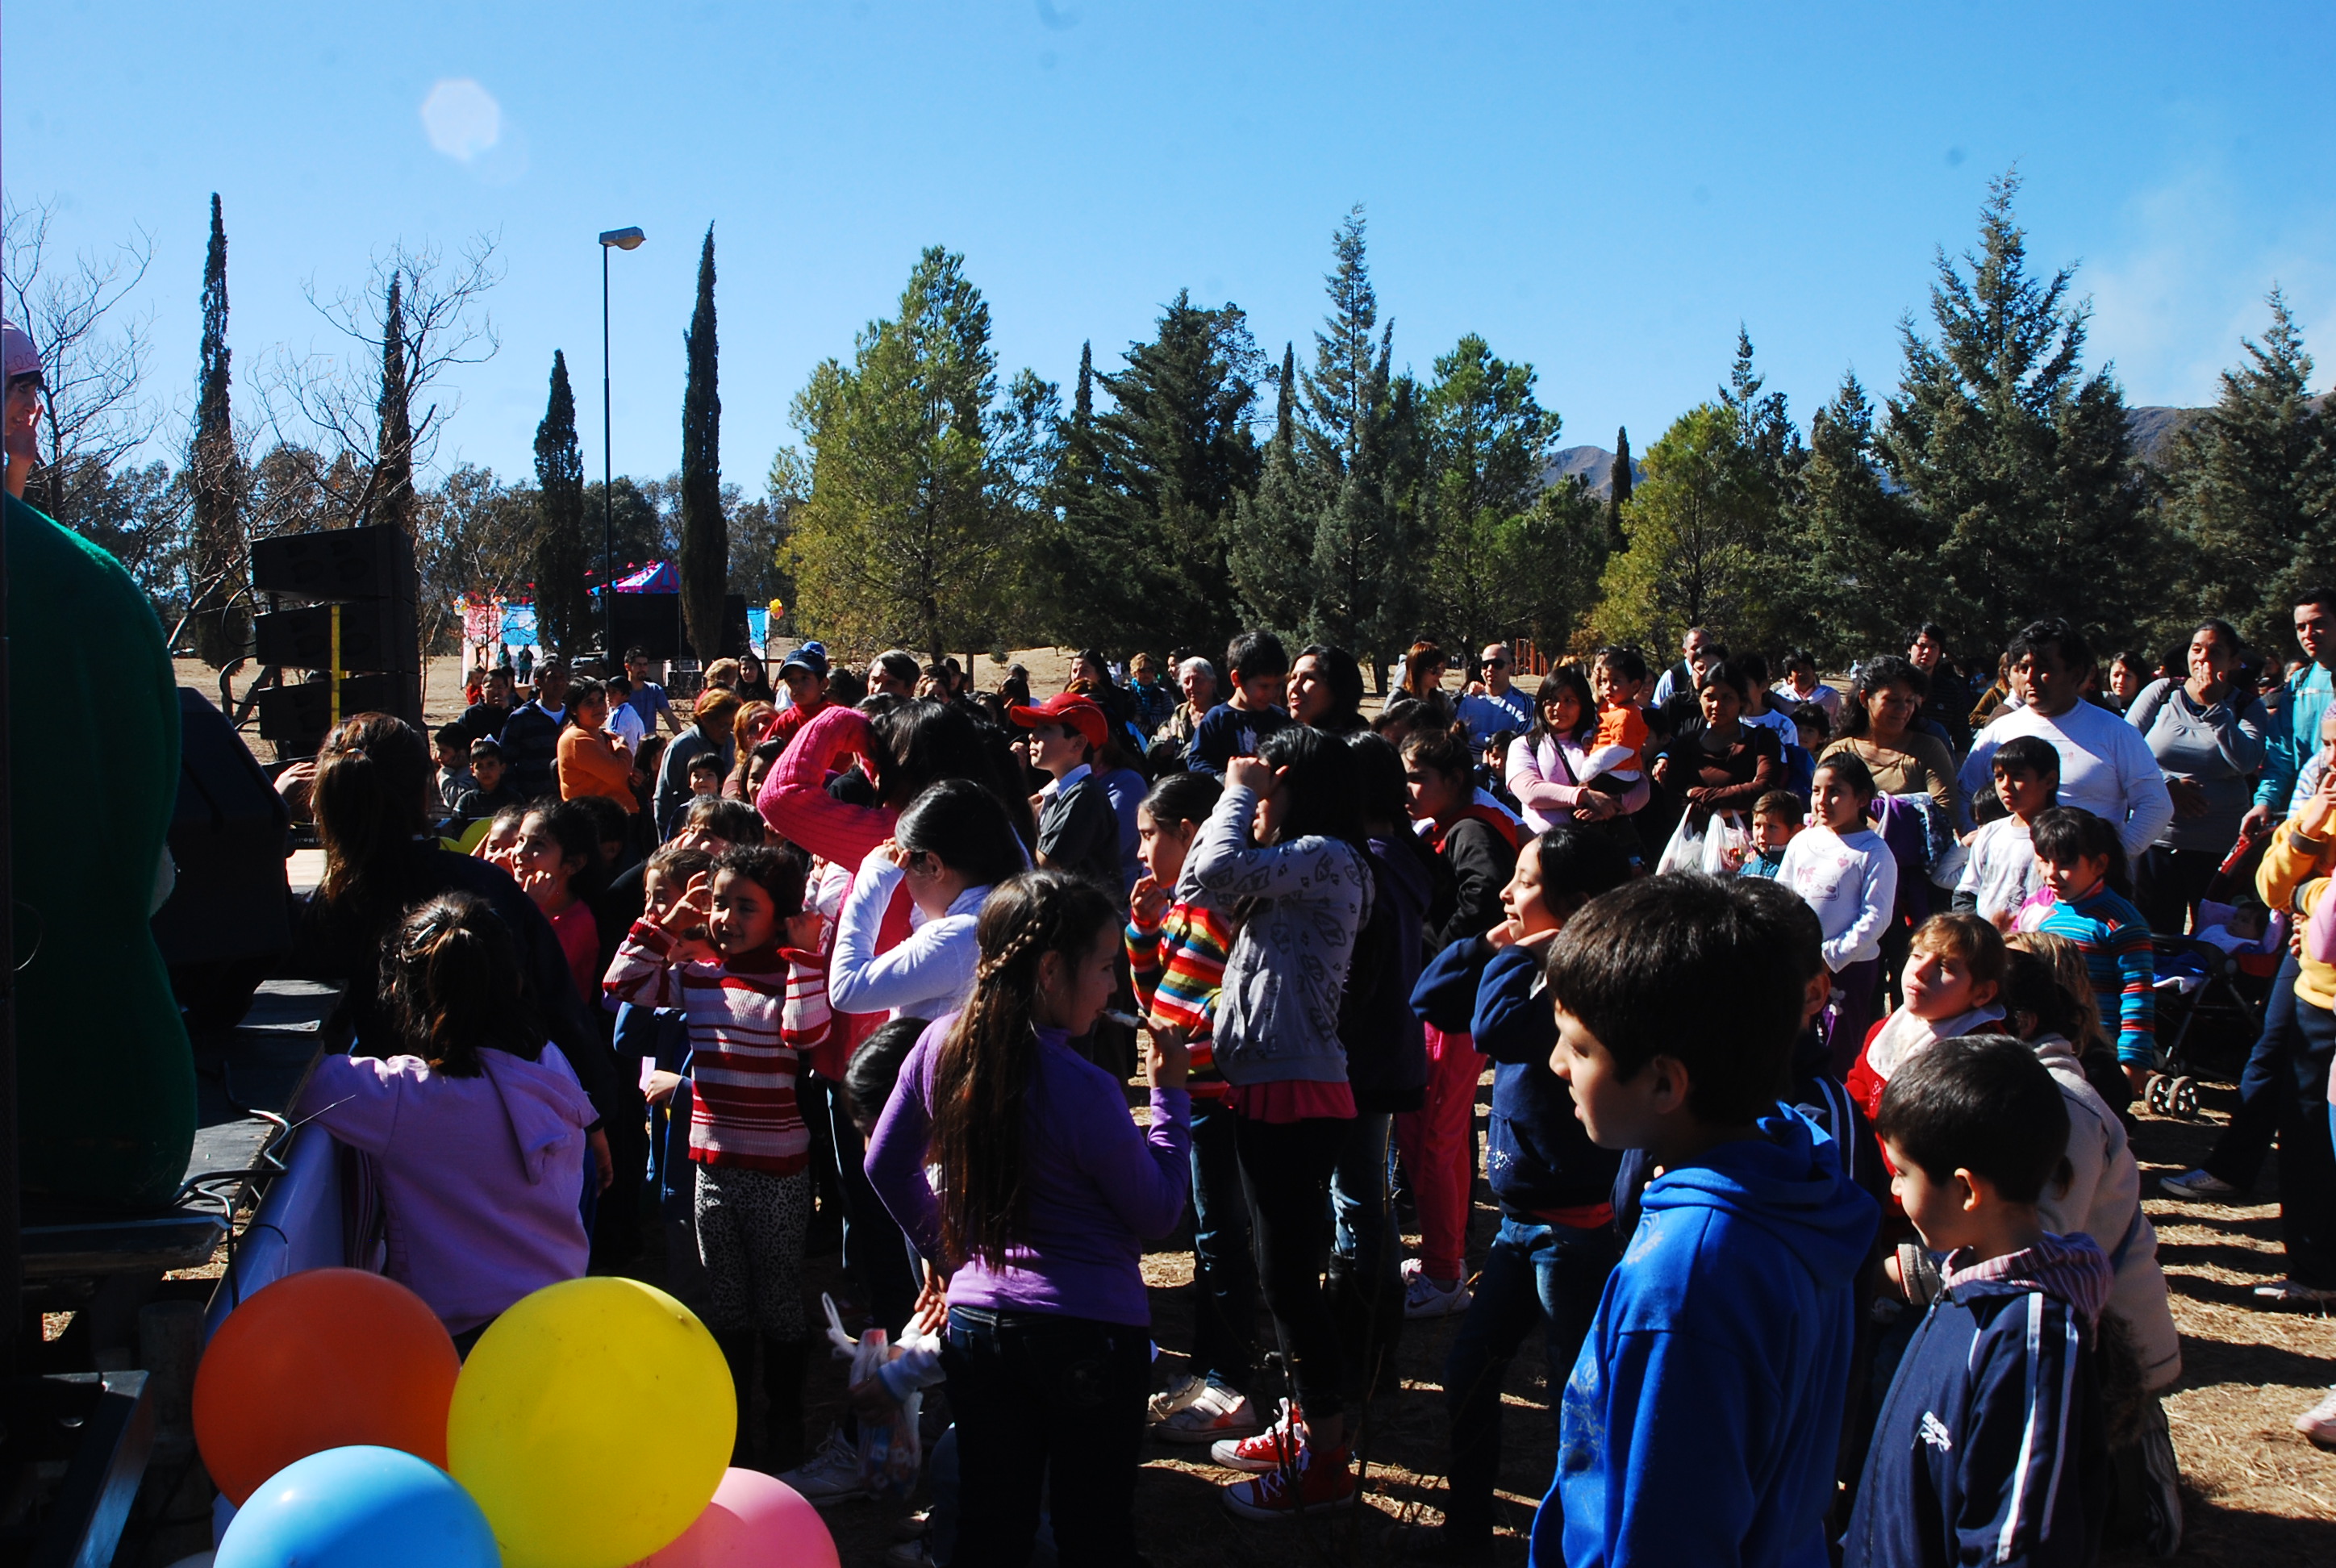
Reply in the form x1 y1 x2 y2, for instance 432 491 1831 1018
1007 693 1109 752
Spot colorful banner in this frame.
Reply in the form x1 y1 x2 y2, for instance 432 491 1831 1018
500 604 538 648
461 599 503 647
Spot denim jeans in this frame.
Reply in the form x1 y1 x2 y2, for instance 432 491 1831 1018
1441 1215 1619 1543
925 1425 1055 1568
942 1307 1149 1567
1329 1111 1400 1287
1187 1099 1259 1391
2204 953 2336 1283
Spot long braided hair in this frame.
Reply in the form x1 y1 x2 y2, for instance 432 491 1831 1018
926 869 1119 1271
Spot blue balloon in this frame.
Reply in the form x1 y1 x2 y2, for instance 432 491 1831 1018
215 1445 499 1568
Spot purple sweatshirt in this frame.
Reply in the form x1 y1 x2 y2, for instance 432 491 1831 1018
865 1017 1191 1327
296 1046 594 1332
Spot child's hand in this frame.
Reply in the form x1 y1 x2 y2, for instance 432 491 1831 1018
910 1262 949 1338
657 874 713 934
877 836 911 870
587 1128 615 1192
1130 873 1170 929
644 1070 683 1107
782 910 824 951
1147 1026 1191 1091
1225 756 1276 793
1571 791 1619 822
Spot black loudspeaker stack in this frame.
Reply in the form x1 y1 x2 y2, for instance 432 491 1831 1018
247 525 424 753
605 591 754 663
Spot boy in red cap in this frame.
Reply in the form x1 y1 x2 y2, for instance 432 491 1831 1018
1012 693 1122 890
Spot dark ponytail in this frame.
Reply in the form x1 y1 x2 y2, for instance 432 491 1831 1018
926 869 1119 1270
379 892 542 1074
1141 769 1222 829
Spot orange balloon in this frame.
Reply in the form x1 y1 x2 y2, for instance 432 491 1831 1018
194 1268 461 1504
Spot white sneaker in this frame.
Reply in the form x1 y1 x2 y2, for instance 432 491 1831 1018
2159 1168 2243 1200
1155 1382 1262 1445
2294 1387 2336 1447
779 1429 872 1507
1404 1269 1470 1320
1148 1372 1208 1424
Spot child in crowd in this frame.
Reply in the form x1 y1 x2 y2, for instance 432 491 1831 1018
476 802 529 874
1539 874 1879 1567
448 738 519 830
1128 771 1260 1444
2027 807 2155 1092
830 778 1024 1024
1589 645 1651 792
514 802 605 1004
1783 703 1826 799
1846 1036 2111 1567
1846 913 2008 1134
625 843 713 1305
603 843 825 1472
1742 789 1805 879
435 724 476 809
864 871 1193 1564
1400 725 1523 1318
1009 692 1121 890
1411 824 1630 1561
295 893 594 1349
1183 726 1374 1517
1779 753 1900 1076
687 749 725 802
1187 630 1293 778
1954 735 2059 928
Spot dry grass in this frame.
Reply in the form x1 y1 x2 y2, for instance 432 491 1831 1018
794 1078 2336 1567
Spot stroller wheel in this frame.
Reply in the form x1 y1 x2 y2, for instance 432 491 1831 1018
2171 1077 2201 1119
2144 1074 2171 1116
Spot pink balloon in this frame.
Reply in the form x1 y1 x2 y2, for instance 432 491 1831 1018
638 1469 840 1568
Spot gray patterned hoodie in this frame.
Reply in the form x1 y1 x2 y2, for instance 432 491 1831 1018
1183 783 1374 1086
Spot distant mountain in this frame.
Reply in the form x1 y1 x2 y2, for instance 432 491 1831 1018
1541 444 1638 497
2125 407 2197 466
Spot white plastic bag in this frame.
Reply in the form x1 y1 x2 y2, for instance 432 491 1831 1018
1656 811 1708 876
820 1292 926 1499
1706 812 1751 875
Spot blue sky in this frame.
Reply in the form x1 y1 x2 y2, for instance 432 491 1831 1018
7 2 2334 494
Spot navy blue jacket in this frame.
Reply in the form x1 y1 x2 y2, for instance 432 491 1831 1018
1843 1234 2111 1568
1412 936 1619 1215
1341 838 1432 1113
1183 701 1291 778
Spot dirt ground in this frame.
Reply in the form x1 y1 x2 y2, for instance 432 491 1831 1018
781 1080 2335 1568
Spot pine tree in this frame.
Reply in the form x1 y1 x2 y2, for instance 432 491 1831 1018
1604 425 1633 550
677 226 727 661
532 351 590 655
1301 204 1378 477
187 193 247 666
2162 290 2336 649
1775 372 1921 664
1877 173 2150 656
1594 403 1768 651
374 272 415 532
1229 342 1320 635
1420 333 1558 653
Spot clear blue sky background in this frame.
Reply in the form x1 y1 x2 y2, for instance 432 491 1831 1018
7 2 2334 494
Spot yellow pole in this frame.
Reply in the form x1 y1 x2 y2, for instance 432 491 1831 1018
329 603 342 728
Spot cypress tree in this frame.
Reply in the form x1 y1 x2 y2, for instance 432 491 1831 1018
1229 342 1317 636
533 351 590 655
188 193 247 666
679 225 726 661
374 272 415 532
1604 426 1633 549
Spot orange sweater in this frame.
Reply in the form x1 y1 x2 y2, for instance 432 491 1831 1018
557 727 637 811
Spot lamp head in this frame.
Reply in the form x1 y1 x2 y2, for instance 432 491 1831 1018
599 227 647 251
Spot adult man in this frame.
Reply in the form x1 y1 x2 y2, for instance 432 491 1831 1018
459 665 515 743
866 649 920 699
1907 622 1975 756
1958 619 2172 858
1166 656 1220 747
2242 590 2336 842
621 647 683 737
501 657 571 801
1455 643 1534 749
1648 627 1711 709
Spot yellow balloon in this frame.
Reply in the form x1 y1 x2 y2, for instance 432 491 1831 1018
447 1278 734 1568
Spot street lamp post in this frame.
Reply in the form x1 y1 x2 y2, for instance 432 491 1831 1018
597 226 645 661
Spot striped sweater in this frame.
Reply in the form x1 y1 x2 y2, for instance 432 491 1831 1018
1127 899 1233 1099
2037 883 2155 1065
603 920 818 1174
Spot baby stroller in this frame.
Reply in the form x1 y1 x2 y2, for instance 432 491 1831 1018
2142 873 2283 1120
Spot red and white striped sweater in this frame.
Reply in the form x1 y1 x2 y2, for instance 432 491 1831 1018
603 920 825 1174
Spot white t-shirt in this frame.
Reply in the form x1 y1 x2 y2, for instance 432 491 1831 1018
1958 700 2175 857
1779 824 1899 971
1956 815 2042 926
607 699 647 753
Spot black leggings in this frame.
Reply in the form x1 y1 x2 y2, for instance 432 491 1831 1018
1234 1112 1349 1423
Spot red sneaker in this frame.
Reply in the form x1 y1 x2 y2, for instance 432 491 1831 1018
1220 1444 1356 1520
1209 1399 1300 1472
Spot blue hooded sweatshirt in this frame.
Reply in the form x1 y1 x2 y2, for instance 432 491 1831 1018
1842 1233 2111 1568
1535 1105 1879 1568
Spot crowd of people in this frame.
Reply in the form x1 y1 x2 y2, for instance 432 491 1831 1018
267 593 2336 1568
